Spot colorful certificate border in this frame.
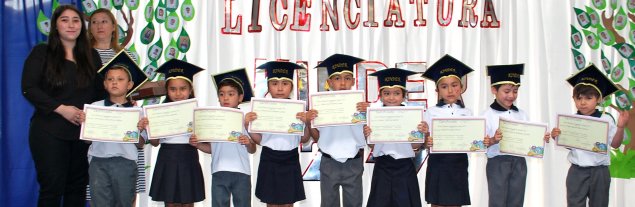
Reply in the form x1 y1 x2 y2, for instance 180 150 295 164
310 90 366 128
498 117 548 158
367 106 425 144
248 98 307 135
556 114 610 154
430 117 487 153
143 98 197 139
193 106 245 143
80 104 142 143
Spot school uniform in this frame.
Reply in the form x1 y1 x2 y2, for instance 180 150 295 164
255 134 306 204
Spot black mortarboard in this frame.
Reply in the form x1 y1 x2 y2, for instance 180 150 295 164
487 64 524 86
422 54 474 84
212 68 254 102
369 68 419 90
256 61 305 82
156 59 204 84
566 64 619 98
98 50 149 97
315 54 364 78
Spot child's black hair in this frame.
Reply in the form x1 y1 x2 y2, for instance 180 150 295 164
573 84 601 99
379 88 407 98
218 79 244 95
492 84 521 90
163 78 195 103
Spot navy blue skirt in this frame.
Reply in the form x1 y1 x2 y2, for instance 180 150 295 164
367 155 422 207
149 144 205 203
255 146 305 204
425 153 470 206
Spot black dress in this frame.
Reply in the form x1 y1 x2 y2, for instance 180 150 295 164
425 153 471 206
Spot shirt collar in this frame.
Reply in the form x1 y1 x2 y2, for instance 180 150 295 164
436 99 463 107
490 100 518 112
577 109 602 118
104 97 134 107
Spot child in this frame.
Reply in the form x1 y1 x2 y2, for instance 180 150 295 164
551 64 629 207
246 61 311 207
362 68 425 207
307 54 368 207
481 64 550 207
139 59 206 206
82 51 148 206
420 55 477 207
189 68 257 207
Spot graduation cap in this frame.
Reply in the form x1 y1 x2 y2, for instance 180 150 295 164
422 54 474 84
212 68 254 102
156 59 204 84
487 64 524 86
98 50 149 97
566 64 619 98
369 68 418 90
256 61 305 82
315 54 364 78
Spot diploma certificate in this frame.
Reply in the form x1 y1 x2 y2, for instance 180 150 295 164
143 98 197 139
498 118 548 158
557 114 610 154
430 117 486 153
367 107 425 143
80 104 142 143
249 98 306 135
310 90 366 128
194 107 244 142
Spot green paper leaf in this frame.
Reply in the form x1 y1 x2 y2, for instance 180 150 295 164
117 24 126 44
614 7 628 30
585 6 601 28
611 60 625 82
624 128 632 145
630 60 635 79
630 22 635 45
182 55 187 62
164 38 180 61
610 0 618 10
629 0 635 13
144 0 154 23
597 26 616 46
574 8 592 29
126 0 140 10
177 27 191 53
127 43 141 65
571 25 583 49
147 37 163 62
82 0 98 15
143 61 159 80
629 78 635 100
113 0 124 10
98 0 112 9
165 0 179 12
155 0 167 24
613 43 635 58
52 0 60 13
614 90 631 110
582 29 600 49
181 0 195 21
601 50 612 74
593 0 606 10
165 11 180 33
36 10 50 36
139 22 156 45
602 95 612 107
572 49 586 70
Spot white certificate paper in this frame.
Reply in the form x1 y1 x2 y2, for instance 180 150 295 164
80 104 142 143
430 117 486 153
498 118 548 158
310 90 366 128
557 114 610 154
143 98 197 139
194 107 244 142
249 98 306 135
367 106 425 144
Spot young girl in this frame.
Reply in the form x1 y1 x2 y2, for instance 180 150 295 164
190 69 257 207
139 59 205 206
246 61 310 207
420 55 477 207
363 68 425 207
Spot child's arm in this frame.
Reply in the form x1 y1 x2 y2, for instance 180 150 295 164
297 111 311 143
363 125 374 148
138 117 160 147
551 127 560 141
419 121 433 149
611 110 630 148
238 135 257 154
244 112 262 144
306 109 320 142
189 134 211 154
413 121 427 149
356 102 370 113
484 129 502 147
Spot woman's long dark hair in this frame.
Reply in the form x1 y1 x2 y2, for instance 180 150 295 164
45 5 96 88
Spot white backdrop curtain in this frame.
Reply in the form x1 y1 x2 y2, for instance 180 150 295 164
120 0 635 206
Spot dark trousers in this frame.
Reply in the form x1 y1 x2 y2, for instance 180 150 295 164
29 127 89 207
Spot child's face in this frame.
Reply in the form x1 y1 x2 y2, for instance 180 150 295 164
103 69 133 97
573 94 600 115
218 85 243 108
380 88 404 106
268 79 293 99
491 84 519 109
327 73 355 91
167 78 192 102
436 77 462 104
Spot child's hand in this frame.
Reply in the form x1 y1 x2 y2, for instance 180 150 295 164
245 112 257 124
306 109 318 122
189 134 199 147
137 117 149 131
617 109 630 128
356 102 370 113
544 132 551 143
78 111 86 123
493 129 503 143
296 112 307 123
484 135 492 147
418 121 429 134
363 125 372 138
237 135 252 145
551 127 560 140
426 136 433 148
